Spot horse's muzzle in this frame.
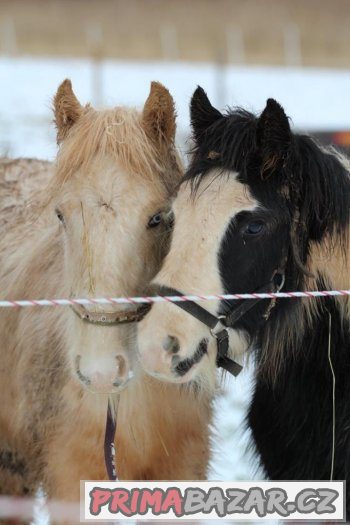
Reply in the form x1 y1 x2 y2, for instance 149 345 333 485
75 355 132 394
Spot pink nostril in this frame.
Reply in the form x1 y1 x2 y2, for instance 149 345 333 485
90 371 114 385
88 357 128 386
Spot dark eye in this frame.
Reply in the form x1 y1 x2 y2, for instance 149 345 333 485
148 212 162 228
244 221 266 236
55 208 65 224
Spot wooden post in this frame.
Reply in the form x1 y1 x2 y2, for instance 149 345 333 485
284 23 302 66
1 15 17 56
86 23 104 107
160 24 179 61
226 26 245 65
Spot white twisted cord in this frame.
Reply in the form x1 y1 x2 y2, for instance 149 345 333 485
0 289 347 308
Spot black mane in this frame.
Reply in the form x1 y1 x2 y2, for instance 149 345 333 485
186 105 349 244
185 108 258 184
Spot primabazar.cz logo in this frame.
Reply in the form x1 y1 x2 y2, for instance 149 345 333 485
81 481 345 521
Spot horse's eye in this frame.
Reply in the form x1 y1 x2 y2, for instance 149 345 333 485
244 221 266 236
55 208 65 224
148 212 162 228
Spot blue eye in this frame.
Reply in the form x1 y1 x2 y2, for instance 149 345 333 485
148 212 162 228
245 221 265 236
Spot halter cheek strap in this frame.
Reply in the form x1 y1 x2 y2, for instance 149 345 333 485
159 270 285 377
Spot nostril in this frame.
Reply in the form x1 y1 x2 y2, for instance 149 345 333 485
173 338 208 377
115 355 127 376
171 355 181 367
162 335 180 354
75 355 91 386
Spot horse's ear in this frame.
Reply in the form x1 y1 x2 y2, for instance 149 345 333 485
53 79 83 144
256 98 292 176
142 81 176 146
190 86 222 142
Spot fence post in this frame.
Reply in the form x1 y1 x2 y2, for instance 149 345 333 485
226 26 245 65
284 23 302 66
215 46 227 109
160 24 179 61
86 23 104 107
1 15 17 56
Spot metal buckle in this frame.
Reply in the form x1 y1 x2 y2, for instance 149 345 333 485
210 316 227 339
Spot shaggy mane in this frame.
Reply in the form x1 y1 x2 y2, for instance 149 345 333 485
55 105 169 186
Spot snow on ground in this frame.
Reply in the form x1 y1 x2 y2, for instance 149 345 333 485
1 57 349 523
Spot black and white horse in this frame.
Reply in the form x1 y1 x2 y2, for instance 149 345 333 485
138 87 350 509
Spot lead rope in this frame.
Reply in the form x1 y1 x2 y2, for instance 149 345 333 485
328 312 335 481
104 400 118 481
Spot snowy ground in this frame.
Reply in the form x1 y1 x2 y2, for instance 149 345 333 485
1 56 350 523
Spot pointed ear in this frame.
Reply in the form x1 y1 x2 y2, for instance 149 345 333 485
142 81 176 147
190 86 223 142
53 79 83 144
256 98 292 177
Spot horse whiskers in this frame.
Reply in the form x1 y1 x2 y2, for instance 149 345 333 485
128 421 139 449
155 427 170 457
328 312 336 481
35 367 64 372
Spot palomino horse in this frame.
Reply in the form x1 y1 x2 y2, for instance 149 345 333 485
138 88 350 509
0 81 212 515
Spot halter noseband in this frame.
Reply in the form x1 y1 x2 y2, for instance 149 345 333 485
159 270 285 377
70 302 151 326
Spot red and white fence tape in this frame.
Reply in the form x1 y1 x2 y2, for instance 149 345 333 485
0 289 348 308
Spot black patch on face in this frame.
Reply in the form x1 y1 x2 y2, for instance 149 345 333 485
174 338 208 377
218 208 289 337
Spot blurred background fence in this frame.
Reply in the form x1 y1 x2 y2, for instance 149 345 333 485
2 0 350 160
3 0 350 66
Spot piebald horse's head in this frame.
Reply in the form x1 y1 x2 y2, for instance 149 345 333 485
138 87 349 386
51 80 181 393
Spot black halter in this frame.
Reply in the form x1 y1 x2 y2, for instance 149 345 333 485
159 270 285 377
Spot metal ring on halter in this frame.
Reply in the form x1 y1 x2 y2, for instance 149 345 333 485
210 316 227 339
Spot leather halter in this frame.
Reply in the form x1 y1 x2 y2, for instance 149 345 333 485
70 302 151 326
159 270 285 377
70 301 150 482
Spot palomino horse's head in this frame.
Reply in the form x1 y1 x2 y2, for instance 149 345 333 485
51 79 181 393
138 87 349 385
